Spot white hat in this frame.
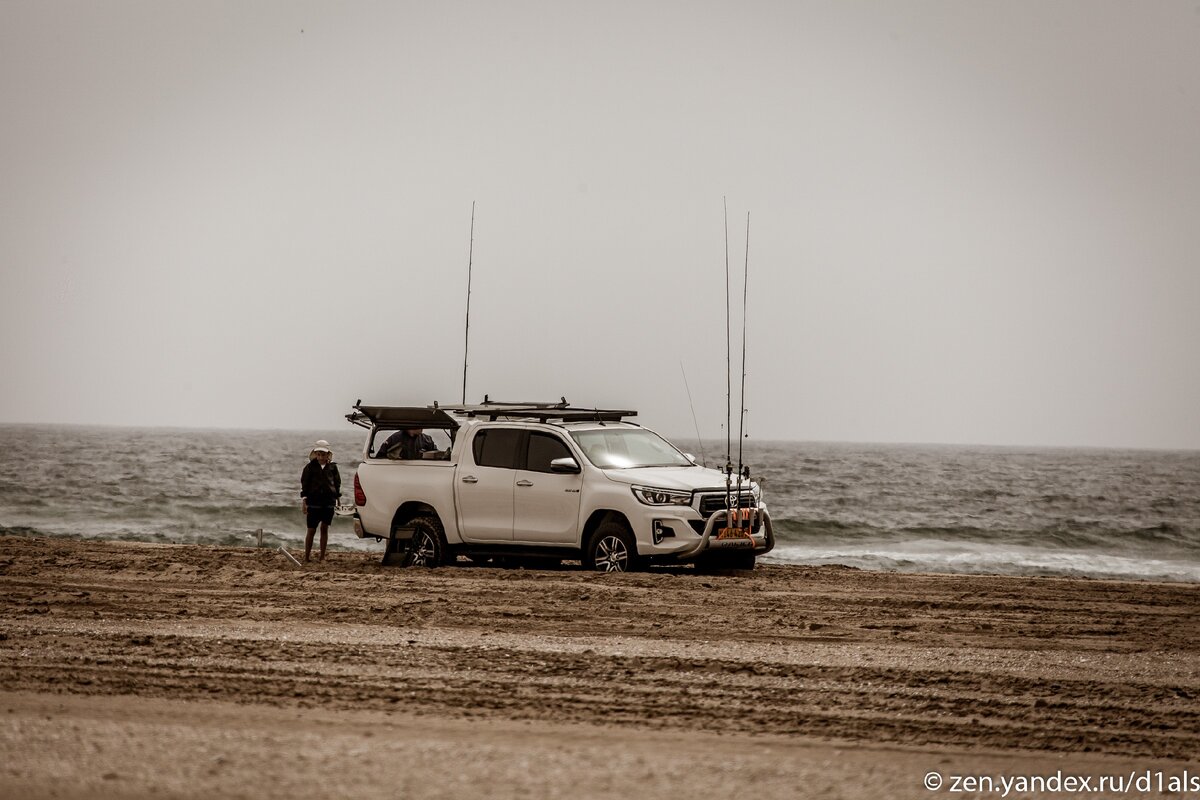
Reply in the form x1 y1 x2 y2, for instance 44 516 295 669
311 440 333 454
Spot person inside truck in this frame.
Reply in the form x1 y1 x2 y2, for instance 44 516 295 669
376 427 437 460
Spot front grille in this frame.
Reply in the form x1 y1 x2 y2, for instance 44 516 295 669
698 492 756 517
689 515 761 535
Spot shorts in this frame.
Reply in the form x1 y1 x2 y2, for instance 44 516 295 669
306 505 335 528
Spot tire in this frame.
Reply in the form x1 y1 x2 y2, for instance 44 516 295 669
585 522 637 573
402 515 449 568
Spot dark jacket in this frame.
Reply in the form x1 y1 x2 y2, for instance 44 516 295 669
301 460 342 506
377 431 436 460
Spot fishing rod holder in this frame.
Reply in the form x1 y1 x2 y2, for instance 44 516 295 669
675 506 776 561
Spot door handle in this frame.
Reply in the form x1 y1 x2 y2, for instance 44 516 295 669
516 480 533 487
461 475 479 484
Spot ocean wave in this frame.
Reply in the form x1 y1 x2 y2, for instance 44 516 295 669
769 516 1200 555
765 543 1200 583
0 524 52 538
1 526 378 552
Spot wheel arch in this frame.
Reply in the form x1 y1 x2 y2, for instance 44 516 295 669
581 509 637 555
390 502 442 535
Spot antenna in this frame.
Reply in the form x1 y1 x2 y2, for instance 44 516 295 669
461 201 475 404
679 361 707 467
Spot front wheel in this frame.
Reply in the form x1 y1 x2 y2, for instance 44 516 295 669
403 516 450 568
585 522 638 573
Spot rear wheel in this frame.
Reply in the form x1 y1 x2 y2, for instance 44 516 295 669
585 522 637 573
403 516 450 568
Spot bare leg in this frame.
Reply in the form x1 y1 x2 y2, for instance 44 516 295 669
305 527 316 562
318 522 329 561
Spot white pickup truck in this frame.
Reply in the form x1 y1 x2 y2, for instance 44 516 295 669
346 400 775 572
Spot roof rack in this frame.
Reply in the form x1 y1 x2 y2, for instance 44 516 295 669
348 397 637 427
472 407 636 422
436 397 636 422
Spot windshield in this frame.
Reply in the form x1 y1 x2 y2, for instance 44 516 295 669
569 428 693 469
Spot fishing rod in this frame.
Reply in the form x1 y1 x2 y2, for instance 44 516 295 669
737 211 750 471
723 198 734 516
461 201 475 405
735 212 751 530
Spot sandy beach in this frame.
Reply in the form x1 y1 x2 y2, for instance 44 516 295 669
2 534 1198 799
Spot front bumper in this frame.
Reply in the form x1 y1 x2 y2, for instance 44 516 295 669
676 506 775 560
635 506 775 561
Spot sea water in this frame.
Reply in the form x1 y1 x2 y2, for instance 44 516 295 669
1 424 1197 582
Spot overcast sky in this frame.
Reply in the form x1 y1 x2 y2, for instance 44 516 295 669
2 1 1198 449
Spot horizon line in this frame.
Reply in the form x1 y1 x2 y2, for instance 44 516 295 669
1 419 1196 454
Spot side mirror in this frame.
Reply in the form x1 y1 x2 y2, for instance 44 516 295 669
683 453 698 464
550 457 581 474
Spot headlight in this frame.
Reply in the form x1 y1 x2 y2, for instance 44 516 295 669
632 486 692 506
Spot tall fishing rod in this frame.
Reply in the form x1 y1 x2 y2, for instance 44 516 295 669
724 197 732 476
735 212 751 527
737 211 750 472
461 201 475 404
723 198 734 518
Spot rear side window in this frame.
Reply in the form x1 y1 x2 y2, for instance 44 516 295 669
525 432 572 473
471 429 522 469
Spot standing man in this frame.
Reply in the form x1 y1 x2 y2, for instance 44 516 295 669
301 440 341 562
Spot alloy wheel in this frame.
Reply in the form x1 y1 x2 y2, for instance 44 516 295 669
409 531 437 566
595 535 629 572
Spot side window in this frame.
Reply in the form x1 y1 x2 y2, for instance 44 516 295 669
471 429 522 469
525 432 572 473
373 427 452 459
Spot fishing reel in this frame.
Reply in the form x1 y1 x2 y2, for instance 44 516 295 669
722 462 756 534
722 462 751 480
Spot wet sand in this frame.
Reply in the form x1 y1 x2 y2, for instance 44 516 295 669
1 534 1198 798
